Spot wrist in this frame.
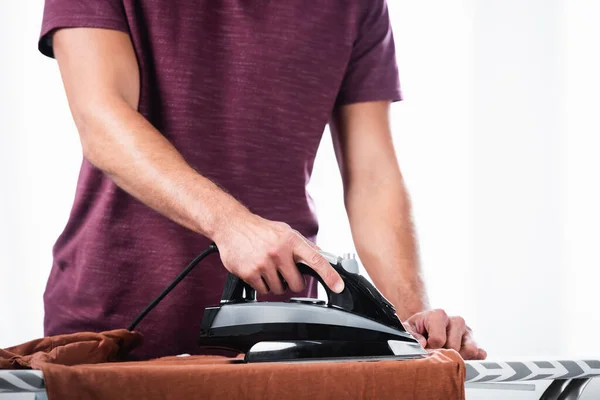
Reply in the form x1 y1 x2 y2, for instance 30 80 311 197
204 195 249 243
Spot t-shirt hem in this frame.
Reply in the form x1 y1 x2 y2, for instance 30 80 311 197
336 89 403 107
39 16 130 59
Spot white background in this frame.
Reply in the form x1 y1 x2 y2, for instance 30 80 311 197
1 0 599 365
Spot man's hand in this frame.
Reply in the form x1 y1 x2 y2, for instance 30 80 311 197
403 309 486 360
213 206 345 296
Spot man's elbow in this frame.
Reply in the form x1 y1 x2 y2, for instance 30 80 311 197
70 99 122 173
71 107 101 166
344 170 408 213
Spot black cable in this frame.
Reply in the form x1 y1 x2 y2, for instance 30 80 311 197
127 243 219 331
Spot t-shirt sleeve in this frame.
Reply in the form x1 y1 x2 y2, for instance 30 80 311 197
38 0 130 59
335 0 402 106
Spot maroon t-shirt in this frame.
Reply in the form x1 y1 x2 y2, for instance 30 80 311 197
38 0 401 360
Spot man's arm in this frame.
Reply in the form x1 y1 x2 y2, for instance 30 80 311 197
331 101 486 359
330 100 428 319
51 28 344 295
53 28 234 241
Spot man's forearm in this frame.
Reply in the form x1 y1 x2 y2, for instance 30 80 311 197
345 177 430 320
76 96 243 240
54 28 245 242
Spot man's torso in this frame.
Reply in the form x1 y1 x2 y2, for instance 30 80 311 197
43 1 371 360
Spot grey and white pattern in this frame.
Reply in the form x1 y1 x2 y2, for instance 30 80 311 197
0 370 45 393
465 360 600 383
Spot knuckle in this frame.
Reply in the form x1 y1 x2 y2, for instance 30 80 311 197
277 222 292 231
310 251 325 267
453 316 466 328
463 344 478 359
327 269 340 284
266 246 280 259
433 309 448 320
271 220 289 229
237 271 252 282
285 231 300 247
253 262 266 274
318 265 335 282
427 335 444 348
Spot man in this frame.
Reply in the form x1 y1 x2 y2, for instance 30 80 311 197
38 0 486 361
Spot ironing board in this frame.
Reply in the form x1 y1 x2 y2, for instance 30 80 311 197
464 359 600 399
2 359 600 399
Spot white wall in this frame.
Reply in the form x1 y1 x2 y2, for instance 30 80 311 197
0 0 83 347
314 0 600 361
562 0 600 359
1 0 599 363
472 0 567 359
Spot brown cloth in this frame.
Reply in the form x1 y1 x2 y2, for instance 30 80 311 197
41 352 465 400
2 330 465 399
0 329 142 370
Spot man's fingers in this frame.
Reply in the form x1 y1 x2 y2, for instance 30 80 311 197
260 264 285 295
404 322 427 348
292 236 344 293
278 255 305 293
414 332 427 348
294 231 321 251
445 316 466 352
460 330 483 360
247 276 269 296
424 309 449 349
405 310 485 359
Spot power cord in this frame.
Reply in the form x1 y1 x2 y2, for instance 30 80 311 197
128 243 219 331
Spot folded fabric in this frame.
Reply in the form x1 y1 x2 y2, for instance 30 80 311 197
42 350 465 400
2 331 465 399
0 329 142 370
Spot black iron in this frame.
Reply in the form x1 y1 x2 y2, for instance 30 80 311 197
198 254 427 362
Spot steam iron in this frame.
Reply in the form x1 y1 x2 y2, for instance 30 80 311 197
198 251 428 363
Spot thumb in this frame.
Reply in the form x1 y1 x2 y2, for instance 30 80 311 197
412 331 427 348
404 322 427 348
